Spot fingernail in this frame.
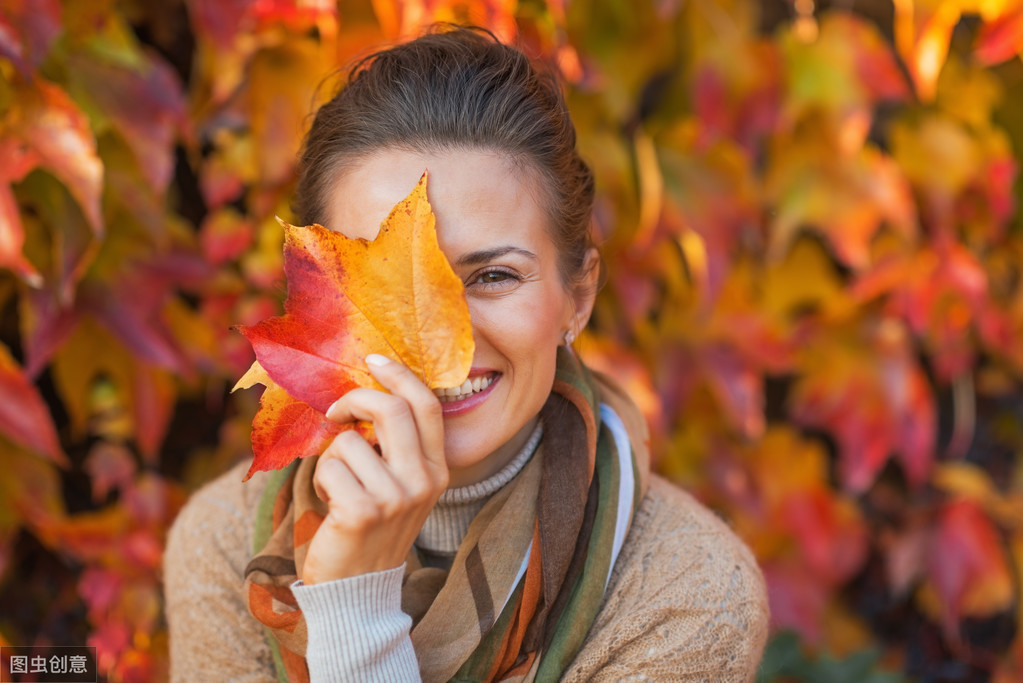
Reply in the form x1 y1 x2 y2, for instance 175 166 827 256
326 398 341 416
366 354 391 367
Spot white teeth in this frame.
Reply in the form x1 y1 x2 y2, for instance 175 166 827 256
432 374 495 402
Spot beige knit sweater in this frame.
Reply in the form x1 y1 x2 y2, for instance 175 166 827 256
164 459 769 681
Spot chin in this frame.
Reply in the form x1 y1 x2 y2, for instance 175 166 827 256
443 437 507 486
443 443 491 472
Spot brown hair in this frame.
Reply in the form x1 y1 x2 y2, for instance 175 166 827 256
294 26 596 288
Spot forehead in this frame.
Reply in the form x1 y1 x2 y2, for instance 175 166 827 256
324 148 552 255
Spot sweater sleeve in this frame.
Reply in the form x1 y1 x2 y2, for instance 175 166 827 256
291 567 420 682
562 476 770 682
163 464 277 682
164 461 422 683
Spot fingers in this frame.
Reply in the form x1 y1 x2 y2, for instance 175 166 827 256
327 354 447 474
326 389 421 471
366 355 446 467
320 431 404 502
312 455 371 511
304 357 452 584
306 430 437 583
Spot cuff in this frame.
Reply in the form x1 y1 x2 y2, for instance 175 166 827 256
291 565 418 682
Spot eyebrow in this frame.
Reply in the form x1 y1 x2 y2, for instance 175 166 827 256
454 246 538 267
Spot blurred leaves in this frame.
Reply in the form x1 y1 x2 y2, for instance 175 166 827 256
0 0 1022 681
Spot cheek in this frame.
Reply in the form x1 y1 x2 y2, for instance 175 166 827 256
470 294 568 371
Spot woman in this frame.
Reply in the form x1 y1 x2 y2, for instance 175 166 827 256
164 26 769 682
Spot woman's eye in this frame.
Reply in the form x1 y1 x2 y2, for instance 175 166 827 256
468 269 519 288
479 271 509 284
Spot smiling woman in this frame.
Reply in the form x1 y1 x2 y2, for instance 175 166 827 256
163 26 769 682
329 149 588 488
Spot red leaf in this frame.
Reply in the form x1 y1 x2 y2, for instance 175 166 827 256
0 342 66 465
199 208 254 265
74 251 212 376
790 321 936 492
250 0 338 31
0 181 40 285
691 40 781 151
0 0 61 76
0 135 45 284
131 365 176 462
43 506 130 563
244 381 347 480
702 343 764 439
845 13 910 102
762 559 831 643
79 567 124 621
982 157 1018 228
885 524 929 598
781 488 868 585
69 54 187 192
122 473 184 529
660 139 761 299
927 500 1013 642
88 620 132 676
21 286 80 377
185 0 254 46
854 244 990 381
8 77 104 236
121 528 164 570
975 8 1023 65
84 442 137 502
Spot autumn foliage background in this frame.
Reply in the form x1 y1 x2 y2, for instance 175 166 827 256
2 0 1023 680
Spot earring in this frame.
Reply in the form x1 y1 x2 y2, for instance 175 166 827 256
563 329 576 346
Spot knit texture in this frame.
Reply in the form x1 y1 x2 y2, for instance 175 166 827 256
292 565 418 681
165 460 769 682
416 421 542 554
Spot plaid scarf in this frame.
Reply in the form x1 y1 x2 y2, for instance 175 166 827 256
244 348 650 681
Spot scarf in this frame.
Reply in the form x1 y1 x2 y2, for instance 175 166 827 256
243 348 650 681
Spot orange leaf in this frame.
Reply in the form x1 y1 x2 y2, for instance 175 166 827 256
244 39 336 188
893 0 961 101
236 171 474 478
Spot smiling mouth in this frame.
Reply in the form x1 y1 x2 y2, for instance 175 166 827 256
432 373 498 403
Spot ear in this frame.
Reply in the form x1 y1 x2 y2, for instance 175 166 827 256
564 248 600 341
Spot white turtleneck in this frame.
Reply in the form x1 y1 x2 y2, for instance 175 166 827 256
415 421 543 556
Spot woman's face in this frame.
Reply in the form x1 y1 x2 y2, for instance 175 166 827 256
326 148 595 487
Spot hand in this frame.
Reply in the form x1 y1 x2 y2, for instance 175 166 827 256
301 354 449 585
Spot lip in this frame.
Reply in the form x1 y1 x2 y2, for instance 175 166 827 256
440 372 500 417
